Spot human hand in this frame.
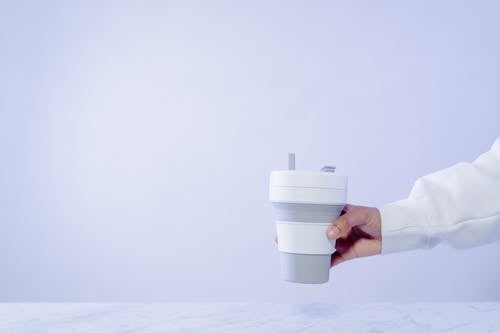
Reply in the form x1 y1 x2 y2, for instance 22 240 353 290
326 204 381 267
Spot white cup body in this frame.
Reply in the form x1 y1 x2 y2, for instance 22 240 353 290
270 171 347 284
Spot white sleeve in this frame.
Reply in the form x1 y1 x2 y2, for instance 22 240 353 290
379 138 500 254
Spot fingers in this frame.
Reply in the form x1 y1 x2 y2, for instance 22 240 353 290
330 251 348 267
326 204 383 267
331 238 381 267
326 204 379 240
330 251 346 266
341 204 352 215
327 213 356 240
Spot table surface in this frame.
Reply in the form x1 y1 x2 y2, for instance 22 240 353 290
0 302 499 332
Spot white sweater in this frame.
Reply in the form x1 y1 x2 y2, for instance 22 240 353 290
379 138 500 254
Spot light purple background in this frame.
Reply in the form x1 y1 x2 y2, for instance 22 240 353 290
0 1 499 301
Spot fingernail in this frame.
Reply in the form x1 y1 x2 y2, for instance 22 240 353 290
327 226 339 239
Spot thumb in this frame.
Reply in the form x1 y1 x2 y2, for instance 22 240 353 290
326 214 352 240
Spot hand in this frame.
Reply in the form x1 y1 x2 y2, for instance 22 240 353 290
326 204 382 267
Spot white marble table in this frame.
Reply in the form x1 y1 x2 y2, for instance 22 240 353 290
0 302 498 332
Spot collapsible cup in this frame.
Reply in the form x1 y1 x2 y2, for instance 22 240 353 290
269 154 347 283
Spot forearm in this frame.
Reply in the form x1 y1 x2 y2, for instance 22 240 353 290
379 138 500 254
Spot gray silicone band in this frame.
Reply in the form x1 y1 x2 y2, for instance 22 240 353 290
272 203 344 224
280 252 331 284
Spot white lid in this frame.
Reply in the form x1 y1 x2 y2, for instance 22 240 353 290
269 154 348 204
270 170 347 190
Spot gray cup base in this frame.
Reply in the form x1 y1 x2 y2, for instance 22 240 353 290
280 252 331 284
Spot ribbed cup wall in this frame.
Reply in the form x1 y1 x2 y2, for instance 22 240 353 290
272 202 344 223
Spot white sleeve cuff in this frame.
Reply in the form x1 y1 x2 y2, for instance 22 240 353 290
378 197 436 254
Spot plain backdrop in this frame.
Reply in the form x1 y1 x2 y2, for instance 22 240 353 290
0 0 499 301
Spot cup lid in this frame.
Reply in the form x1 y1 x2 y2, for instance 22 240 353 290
270 170 347 190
